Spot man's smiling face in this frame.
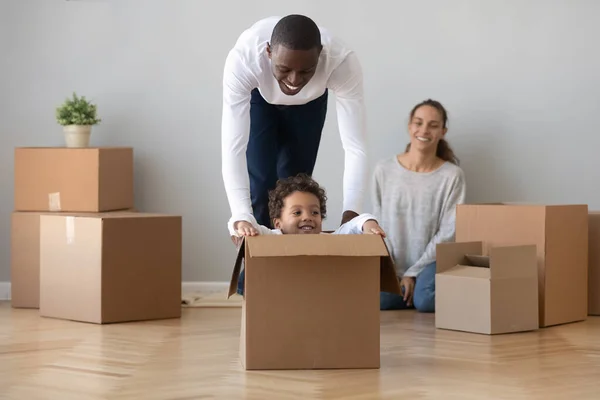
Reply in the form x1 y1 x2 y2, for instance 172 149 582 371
267 43 321 96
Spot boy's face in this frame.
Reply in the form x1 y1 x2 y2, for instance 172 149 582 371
273 191 323 234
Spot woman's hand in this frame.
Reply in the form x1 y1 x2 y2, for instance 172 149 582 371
400 276 416 307
362 220 387 237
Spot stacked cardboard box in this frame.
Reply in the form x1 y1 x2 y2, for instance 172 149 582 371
11 147 182 324
435 203 589 335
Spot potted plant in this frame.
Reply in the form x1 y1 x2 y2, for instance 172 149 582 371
55 92 102 148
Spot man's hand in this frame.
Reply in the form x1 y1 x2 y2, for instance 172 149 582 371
362 219 386 237
234 221 258 237
400 276 416 307
340 210 359 226
230 221 258 248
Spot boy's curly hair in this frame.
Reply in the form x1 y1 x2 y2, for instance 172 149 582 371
268 174 328 222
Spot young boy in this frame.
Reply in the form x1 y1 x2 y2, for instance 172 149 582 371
229 174 386 296
228 173 386 237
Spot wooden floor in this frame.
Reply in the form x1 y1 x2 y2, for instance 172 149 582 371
1 301 599 400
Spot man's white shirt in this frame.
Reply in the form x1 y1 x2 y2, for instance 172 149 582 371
222 16 368 235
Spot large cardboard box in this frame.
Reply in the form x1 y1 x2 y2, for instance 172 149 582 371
435 241 539 335
456 204 588 327
39 212 181 324
228 234 401 370
588 212 600 315
14 147 134 212
10 209 135 309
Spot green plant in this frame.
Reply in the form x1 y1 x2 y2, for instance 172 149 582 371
55 92 102 126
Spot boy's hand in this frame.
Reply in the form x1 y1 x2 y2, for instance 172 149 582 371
234 221 258 237
362 220 386 237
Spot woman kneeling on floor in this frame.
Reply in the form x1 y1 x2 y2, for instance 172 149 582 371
373 99 467 313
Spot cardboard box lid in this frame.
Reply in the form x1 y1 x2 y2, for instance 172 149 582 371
437 241 483 274
437 241 537 280
228 234 401 297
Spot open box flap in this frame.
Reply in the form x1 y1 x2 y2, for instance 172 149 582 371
379 239 402 294
443 264 491 279
228 237 246 298
436 241 483 274
464 254 490 268
444 252 491 278
228 235 401 297
489 244 538 279
246 234 390 258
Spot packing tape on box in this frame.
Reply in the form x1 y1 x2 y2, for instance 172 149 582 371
65 216 75 244
48 192 61 211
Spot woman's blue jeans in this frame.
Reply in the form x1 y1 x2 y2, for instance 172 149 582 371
380 261 436 313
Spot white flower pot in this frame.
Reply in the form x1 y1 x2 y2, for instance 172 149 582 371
63 125 92 148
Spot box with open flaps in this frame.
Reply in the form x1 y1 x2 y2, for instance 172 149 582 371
228 233 401 370
455 203 588 327
435 241 539 335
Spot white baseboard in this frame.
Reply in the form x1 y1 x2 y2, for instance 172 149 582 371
182 282 229 295
0 282 228 301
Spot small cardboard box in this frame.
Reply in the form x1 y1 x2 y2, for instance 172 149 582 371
435 241 539 335
14 147 134 212
228 234 401 370
588 212 600 315
10 209 135 309
456 203 588 327
39 212 181 324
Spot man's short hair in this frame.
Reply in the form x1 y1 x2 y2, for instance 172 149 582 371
270 14 322 51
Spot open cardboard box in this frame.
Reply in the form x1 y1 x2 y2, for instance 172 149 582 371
435 241 539 335
228 233 401 370
456 203 588 327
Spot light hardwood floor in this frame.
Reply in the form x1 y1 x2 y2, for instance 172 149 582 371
1 301 599 399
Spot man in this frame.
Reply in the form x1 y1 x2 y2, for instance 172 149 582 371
222 14 368 239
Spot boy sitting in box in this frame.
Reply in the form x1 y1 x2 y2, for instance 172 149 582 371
228 173 386 238
228 174 387 296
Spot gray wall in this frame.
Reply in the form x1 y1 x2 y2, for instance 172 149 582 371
1 0 599 283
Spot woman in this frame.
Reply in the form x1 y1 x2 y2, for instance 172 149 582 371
372 99 466 312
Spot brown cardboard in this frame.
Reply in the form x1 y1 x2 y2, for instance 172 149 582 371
10 212 43 308
10 209 136 309
14 147 134 212
39 212 181 324
456 203 588 327
228 234 401 370
436 241 539 335
588 212 600 315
